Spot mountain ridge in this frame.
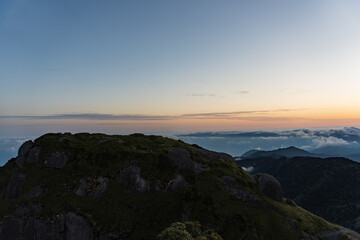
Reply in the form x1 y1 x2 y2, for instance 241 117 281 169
0 133 358 239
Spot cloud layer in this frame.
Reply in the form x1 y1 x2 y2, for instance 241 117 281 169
179 127 360 159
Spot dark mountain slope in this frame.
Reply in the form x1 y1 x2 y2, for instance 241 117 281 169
238 156 360 232
0 133 358 240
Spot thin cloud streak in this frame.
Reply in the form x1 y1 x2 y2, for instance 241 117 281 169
0 109 306 121
187 93 217 97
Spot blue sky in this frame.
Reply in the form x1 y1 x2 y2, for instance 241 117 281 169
1 0 360 136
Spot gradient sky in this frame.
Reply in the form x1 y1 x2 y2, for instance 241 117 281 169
1 0 360 136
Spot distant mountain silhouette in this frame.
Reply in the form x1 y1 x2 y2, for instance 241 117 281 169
240 146 318 159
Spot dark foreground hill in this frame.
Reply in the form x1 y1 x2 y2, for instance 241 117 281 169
0 133 358 240
237 156 360 232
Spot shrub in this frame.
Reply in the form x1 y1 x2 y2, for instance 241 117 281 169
201 230 223 240
157 222 193 240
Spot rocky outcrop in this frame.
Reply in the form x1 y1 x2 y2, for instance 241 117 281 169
223 186 268 208
221 175 268 208
258 173 283 202
193 148 233 162
27 185 47 198
5 172 26 199
15 204 42 216
92 177 108 198
24 216 65 240
168 147 194 173
15 140 34 168
75 178 88 197
220 176 238 186
168 147 205 175
116 166 160 192
0 217 23 239
44 152 69 169
0 212 93 240
169 175 188 191
27 147 41 163
66 212 93 240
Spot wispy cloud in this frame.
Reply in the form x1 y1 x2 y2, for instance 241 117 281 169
187 93 216 97
237 91 249 94
0 108 305 121
0 113 172 121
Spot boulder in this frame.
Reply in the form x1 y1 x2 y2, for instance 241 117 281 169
116 166 160 192
168 147 194 173
223 186 268 208
194 162 205 175
18 140 34 156
45 152 69 169
5 172 26 199
220 176 238 186
14 204 42 216
92 177 108 198
15 157 25 169
75 178 88 197
15 140 34 168
169 175 188 191
168 147 206 175
23 215 65 240
34 218 64 240
258 173 283 202
23 217 36 240
194 148 233 162
66 212 93 240
0 218 23 240
27 147 41 163
27 185 47 198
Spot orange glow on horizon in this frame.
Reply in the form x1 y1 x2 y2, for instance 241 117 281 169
2 107 360 135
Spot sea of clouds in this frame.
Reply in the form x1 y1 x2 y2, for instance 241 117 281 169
178 127 360 161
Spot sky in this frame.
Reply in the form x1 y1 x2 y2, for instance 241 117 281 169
1 0 360 137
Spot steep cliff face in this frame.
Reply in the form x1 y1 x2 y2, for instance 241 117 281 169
0 133 358 240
